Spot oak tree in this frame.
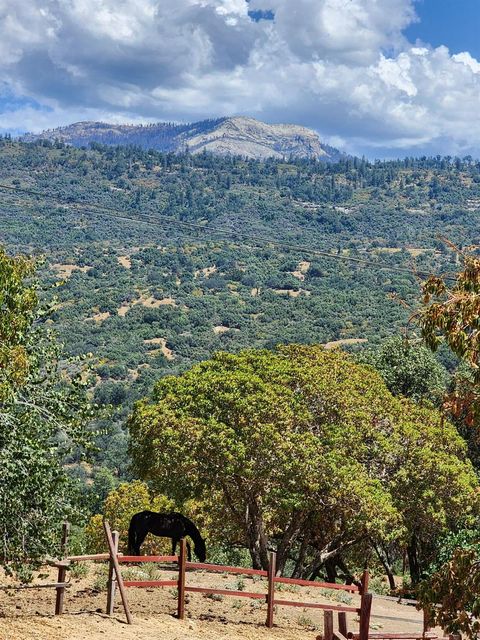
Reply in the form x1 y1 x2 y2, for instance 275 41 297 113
128 345 478 579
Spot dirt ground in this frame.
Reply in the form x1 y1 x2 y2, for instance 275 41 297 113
0 563 431 640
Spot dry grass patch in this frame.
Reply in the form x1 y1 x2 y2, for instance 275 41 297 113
117 255 132 269
140 296 176 308
117 304 130 317
194 265 217 278
272 289 310 298
51 263 92 278
213 325 229 334
117 295 176 316
144 337 174 360
87 311 110 323
291 260 310 280
406 248 427 257
324 338 368 349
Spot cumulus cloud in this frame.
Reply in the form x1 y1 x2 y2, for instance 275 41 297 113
1 0 480 156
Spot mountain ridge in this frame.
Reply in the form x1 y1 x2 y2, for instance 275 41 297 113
21 116 343 161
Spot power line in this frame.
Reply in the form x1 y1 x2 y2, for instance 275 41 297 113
0 182 455 281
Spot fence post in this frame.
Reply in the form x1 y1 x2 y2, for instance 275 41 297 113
55 522 70 615
360 570 369 595
103 519 133 625
266 550 276 628
177 538 187 620
338 611 348 637
324 610 334 640
106 530 119 615
359 592 372 640
422 608 430 637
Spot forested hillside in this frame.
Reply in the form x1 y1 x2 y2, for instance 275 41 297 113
1 137 479 473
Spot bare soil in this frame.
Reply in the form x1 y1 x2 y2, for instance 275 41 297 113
0 564 430 640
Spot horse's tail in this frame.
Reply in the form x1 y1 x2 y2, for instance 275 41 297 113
128 515 138 555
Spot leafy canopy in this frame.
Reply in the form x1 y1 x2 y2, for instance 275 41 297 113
357 335 446 402
0 247 95 574
128 345 478 575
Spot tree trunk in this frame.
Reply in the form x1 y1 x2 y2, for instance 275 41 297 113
275 512 304 575
246 499 269 570
407 534 420 585
372 542 396 591
291 537 309 579
335 557 361 588
325 556 337 582
301 537 358 580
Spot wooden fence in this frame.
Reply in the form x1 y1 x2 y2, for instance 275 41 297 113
102 518 373 637
10 520 440 640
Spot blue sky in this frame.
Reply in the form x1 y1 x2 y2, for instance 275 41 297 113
1 1 480 158
406 0 480 60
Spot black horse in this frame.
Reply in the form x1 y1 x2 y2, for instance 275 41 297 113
127 511 206 562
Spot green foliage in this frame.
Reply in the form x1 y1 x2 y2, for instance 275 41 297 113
86 466 118 514
368 575 392 596
418 547 480 639
357 336 447 402
0 247 95 575
297 614 316 629
70 561 89 579
93 564 109 591
128 345 479 577
421 253 480 371
205 545 252 568
412 253 480 635
0 247 37 400
2 140 480 477
428 528 480 575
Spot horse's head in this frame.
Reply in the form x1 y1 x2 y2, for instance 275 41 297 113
194 537 206 562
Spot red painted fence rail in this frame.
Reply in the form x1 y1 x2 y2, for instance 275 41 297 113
100 521 371 633
119 555 178 563
46 521 442 640
275 575 359 593
187 561 268 577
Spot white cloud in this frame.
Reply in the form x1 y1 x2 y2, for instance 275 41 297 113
1 0 480 157
452 51 480 74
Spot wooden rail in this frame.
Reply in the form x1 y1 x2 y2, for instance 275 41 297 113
0 582 71 590
39 520 439 640
187 561 268 577
124 579 178 588
67 553 117 562
273 599 359 612
185 586 266 599
274 575 359 592
344 633 446 640
101 523 373 634
119 555 178 563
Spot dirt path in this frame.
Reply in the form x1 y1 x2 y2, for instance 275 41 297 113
1 613 313 640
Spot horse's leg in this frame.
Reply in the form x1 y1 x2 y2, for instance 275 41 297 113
186 540 192 562
135 526 149 555
172 538 178 556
